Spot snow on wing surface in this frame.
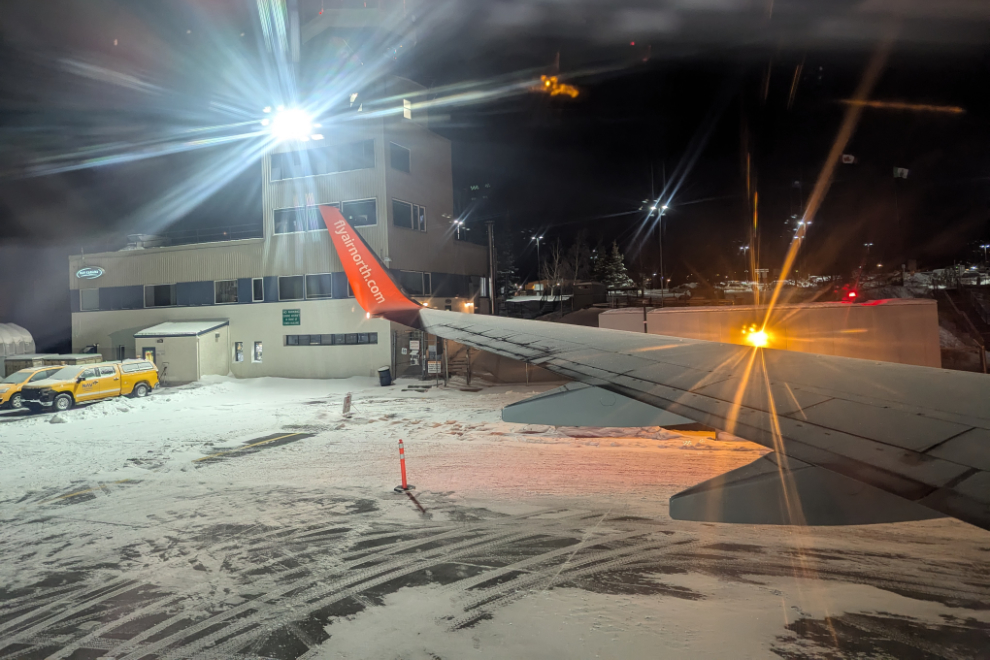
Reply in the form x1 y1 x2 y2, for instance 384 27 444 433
325 212 990 532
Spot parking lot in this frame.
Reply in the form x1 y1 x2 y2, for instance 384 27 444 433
1 377 989 659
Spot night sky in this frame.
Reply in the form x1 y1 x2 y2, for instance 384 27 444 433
2 0 990 351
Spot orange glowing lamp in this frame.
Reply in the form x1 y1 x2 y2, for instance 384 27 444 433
742 324 770 348
537 75 579 98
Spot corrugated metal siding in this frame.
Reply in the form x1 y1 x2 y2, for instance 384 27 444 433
69 240 267 290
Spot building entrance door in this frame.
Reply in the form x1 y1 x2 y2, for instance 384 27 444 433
394 330 426 379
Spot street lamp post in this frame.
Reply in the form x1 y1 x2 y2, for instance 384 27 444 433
655 205 668 307
981 244 990 263
739 244 750 274
531 235 543 278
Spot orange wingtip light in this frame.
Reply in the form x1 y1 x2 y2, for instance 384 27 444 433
320 206 422 324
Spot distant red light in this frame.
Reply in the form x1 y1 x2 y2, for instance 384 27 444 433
847 291 857 298
630 41 635 46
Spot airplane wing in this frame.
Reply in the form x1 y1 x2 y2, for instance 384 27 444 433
322 207 990 532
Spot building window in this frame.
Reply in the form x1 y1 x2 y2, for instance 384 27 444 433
398 270 431 296
390 143 410 173
253 341 263 362
252 278 264 302
215 280 238 304
305 273 333 299
144 284 176 308
269 140 375 181
285 333 378 346
80 288 99 311
341 199 377 227
274 203 339 234
403 99 412 120
278 276 305 301
234 342 244 362
392 200 426 232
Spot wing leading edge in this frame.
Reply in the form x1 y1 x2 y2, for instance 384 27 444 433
323 208 990 532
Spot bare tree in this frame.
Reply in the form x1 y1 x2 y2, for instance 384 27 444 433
566 230 592 293
540 240 567 304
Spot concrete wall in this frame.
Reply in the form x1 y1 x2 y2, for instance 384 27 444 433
600 299 941 368
86 299 391 379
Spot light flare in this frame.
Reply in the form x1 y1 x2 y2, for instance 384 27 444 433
746 328 769 347
838 99 964 114
761 41 892 331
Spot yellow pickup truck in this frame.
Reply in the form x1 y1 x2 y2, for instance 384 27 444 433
0 366 64 410
20 359 159 412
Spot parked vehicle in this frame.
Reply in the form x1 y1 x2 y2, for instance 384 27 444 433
20 360 159 412
0 366 64 410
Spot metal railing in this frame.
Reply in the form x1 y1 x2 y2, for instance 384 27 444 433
161 224 263 247
78 223 264 254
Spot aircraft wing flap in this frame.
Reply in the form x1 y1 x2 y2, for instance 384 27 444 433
607 378 973 492
953 471 990 505
547 350 656 376
927 428 990 470
764 349 990 424
639 341 749 372
689 377 835 417
796 398 974 453
622 364 733 393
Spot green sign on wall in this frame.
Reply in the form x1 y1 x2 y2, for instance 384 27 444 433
282 309 301 326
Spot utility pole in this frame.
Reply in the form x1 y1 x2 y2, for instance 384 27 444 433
486 221 498 315
531 235 543 277
657 205 668 308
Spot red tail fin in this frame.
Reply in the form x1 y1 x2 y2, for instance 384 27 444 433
321 206 422 324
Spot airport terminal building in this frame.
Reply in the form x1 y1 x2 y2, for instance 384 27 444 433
68 78 490 382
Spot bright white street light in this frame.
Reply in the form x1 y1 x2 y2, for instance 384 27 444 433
661 205 668 210
270 108 313 142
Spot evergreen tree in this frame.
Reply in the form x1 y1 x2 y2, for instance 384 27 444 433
596 242 634 289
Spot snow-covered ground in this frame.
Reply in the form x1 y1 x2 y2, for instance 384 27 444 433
0 376 988 659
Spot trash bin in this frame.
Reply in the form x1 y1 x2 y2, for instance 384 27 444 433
377 366 392 386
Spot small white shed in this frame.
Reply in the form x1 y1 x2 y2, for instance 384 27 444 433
134 320 229 384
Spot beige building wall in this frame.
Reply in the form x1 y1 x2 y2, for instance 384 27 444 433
383 115 487 276
85 299 390 379
134 336 200 384
199 325 230 378
600 299 941 368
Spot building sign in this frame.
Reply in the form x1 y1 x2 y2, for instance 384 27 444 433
427 360 442 374
282 309 301 326
75 266 105 280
